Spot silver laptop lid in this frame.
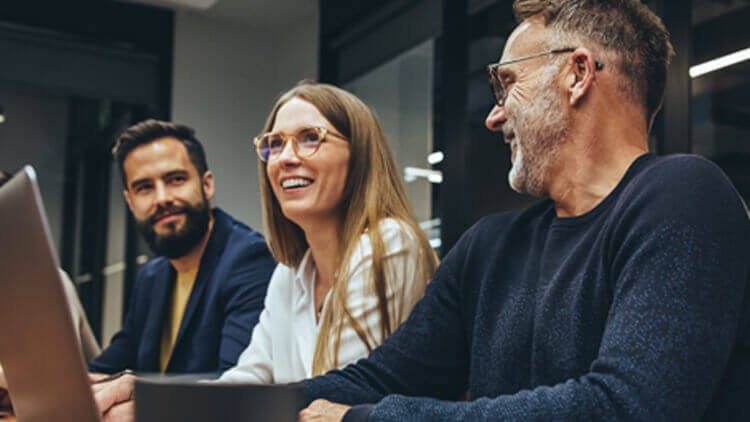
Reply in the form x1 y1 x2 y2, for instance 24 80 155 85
0 166 100 422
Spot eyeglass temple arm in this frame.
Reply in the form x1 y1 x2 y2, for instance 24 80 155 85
487 48 605 71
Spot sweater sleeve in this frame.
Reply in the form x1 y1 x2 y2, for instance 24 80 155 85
311 157 750 421
302 240 471 408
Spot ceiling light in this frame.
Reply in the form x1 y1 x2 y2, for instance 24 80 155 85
427 173 443 184
427 151 444 165
404 167 443 184
690 47 750 78
117 0 218 10
418 218 441 230
0 106 5 124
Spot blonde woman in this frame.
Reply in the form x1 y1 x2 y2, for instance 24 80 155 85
219 81 438 382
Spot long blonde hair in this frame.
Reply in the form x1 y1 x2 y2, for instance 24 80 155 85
257 81 438 375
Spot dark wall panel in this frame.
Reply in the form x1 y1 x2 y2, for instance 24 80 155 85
335 0 441 84
0 0 173 114
0 24 160 106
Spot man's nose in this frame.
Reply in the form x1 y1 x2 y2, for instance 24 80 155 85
154 181 172 205
485 104 506 132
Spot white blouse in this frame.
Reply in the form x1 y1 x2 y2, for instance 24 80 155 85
218 218 426 384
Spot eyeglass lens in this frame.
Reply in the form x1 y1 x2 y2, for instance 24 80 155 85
489 69 505 106
257 127 324 161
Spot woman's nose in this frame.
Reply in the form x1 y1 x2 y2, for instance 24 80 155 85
277 138 300 167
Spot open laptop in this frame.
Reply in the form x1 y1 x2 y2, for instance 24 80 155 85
0 166 305 421
0 166 100 422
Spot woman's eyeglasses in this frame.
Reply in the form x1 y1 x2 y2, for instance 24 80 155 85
253 127 348 162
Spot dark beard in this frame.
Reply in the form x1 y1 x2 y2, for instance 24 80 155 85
135 200 211 259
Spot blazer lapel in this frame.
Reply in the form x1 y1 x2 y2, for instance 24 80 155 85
168 209 230 369
140 264 174 372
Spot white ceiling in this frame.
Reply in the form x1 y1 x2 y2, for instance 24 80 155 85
206 0 316 27
121 0 317 27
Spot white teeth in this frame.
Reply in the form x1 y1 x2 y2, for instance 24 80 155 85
282 178 312 188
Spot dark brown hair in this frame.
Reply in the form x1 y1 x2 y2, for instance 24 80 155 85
112 119 208 186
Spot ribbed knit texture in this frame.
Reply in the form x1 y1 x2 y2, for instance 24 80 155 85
304 154 750 421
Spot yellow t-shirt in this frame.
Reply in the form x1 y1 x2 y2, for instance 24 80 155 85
160 267 198 372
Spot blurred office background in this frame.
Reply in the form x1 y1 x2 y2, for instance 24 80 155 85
0 0 748 347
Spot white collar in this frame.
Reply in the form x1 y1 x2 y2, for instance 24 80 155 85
294 249 316 293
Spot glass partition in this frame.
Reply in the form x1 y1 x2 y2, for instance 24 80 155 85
344 39 440 245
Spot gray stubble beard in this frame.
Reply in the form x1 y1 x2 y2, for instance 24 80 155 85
506 64 569 197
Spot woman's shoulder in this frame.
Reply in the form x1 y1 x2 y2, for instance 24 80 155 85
270 261 295 279
341 219 421 277
358 218 418 253
264 261 298 298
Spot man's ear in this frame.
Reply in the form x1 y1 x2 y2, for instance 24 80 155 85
123 189 134 212
202 170 215 201
567 48 598 107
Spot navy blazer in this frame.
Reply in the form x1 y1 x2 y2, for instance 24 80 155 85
89 208 275 375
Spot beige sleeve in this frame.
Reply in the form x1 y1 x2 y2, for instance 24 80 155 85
0 364 6 389
58 270 101 362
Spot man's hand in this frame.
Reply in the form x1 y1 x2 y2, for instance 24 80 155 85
91 374 136 422
102 401 134 422
298 399 350 422
88 372 110 383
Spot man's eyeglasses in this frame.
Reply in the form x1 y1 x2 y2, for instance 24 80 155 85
253 126 348 162
486 47 604 107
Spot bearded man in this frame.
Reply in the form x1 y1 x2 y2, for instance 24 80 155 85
88 119 275 376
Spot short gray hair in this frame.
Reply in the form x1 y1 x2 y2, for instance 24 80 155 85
514 0 675 129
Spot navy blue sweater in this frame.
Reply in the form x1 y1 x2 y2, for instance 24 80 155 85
303 154 750 421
